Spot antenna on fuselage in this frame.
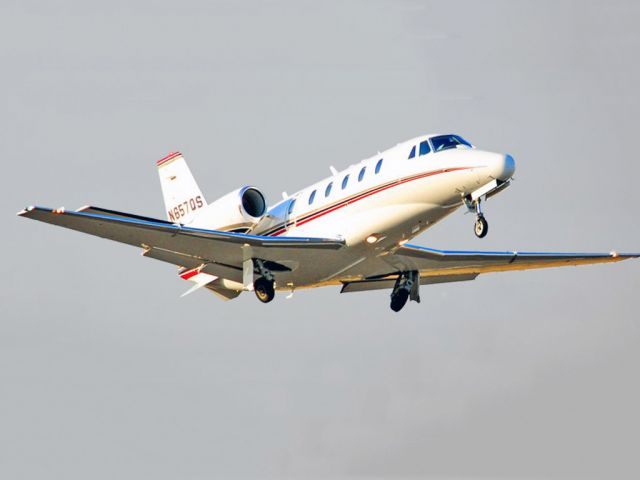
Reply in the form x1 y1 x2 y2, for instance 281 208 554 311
329 166 338 175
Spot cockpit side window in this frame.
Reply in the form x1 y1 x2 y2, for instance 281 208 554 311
308 189 316 205
419 140 431 156
430 134 472 152
325 182 333 197
341 174 349 190
288 199 296 215
408 145 416 159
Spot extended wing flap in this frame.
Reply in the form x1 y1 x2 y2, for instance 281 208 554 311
341 273 478 293
143 247 244 282
204 282 242 300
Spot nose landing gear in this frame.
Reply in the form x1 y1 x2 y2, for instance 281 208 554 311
390 271 420 312
474 214 488 238
465 196 489 238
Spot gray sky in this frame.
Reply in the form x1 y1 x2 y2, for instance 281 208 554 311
2 0 640 478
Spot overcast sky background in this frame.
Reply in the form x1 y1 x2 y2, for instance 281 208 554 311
2 1 640 478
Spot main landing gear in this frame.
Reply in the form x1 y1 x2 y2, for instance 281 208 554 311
390 271 420 312
466 196 489 239
253 259 276 303
254 276 275 303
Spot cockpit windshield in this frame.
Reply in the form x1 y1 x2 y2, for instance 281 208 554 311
430 134 472 152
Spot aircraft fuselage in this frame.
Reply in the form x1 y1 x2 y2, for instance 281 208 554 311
253 134 515 288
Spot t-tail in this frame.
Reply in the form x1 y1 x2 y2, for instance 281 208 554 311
157 152 207 224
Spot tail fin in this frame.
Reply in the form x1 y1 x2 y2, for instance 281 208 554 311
157 152 207 224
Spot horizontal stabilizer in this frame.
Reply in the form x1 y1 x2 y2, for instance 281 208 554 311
179 266 218 297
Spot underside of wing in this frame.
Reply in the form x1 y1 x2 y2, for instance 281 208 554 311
18 206 345 286
340 244 639 293
395 244 638 274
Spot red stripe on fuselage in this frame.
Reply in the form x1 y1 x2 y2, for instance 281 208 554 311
269 166 474 236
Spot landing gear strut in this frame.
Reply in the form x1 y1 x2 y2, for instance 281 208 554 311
390 271 420 312
466 196 489 238
253 259 276 303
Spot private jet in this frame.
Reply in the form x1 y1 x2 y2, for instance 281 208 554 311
18 133 638 312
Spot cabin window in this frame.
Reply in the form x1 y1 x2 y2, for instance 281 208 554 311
408 145 416 159
288 199 296 215
308 189 316 205
341 174 349 189
419 140 431 156
375 159 383 174
325 182 333 197
358 167 366 182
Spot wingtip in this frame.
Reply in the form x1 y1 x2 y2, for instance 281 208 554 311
610 251 640 260
16 205 36 216
17 206 69 217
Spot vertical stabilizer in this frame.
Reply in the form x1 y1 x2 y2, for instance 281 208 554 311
157 152 207 224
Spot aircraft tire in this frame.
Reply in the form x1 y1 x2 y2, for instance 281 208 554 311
390 288 409 312
254 277 275 303
474 215 488 238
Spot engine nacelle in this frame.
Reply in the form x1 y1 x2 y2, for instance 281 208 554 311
189 186 266 232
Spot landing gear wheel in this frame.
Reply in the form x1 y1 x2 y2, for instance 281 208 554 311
474 215 488 238
254 277 275 303
390 289 410 312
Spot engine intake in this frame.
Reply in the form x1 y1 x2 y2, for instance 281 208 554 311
188 186 267 232
241 187 266 219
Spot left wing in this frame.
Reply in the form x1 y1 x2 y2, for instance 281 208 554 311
341 244 638 292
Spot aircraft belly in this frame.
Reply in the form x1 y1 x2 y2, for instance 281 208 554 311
271 247 360 288
274 172 470 288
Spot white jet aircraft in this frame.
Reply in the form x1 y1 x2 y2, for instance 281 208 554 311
18 133 638 312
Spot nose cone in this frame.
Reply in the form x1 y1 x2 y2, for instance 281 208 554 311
496 153 516 181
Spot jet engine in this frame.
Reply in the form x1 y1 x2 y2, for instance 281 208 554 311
189 186 266 232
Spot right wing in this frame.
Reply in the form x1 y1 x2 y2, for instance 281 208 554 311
341 244 638 292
